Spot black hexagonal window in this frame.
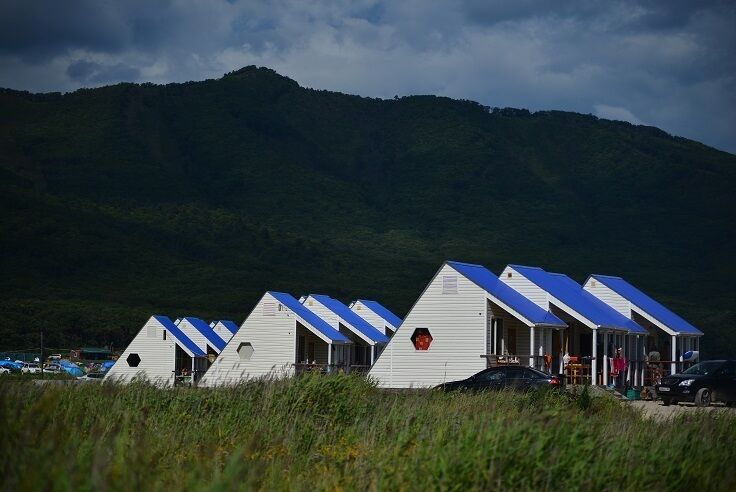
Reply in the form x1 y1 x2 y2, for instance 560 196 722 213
126 353 141 367
411 328 433 351
237 342 254 360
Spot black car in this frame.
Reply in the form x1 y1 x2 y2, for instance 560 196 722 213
436 366 562 392
655 360 736 407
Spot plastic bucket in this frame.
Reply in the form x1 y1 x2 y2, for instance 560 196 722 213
626 389 640 400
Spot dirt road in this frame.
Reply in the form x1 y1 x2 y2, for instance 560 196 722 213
630 400 735 420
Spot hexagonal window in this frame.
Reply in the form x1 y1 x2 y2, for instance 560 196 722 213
126 353 141 367
237 342 254 360
411 328 433 351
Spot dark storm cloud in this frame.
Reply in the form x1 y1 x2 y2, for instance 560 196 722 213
0 0 734 153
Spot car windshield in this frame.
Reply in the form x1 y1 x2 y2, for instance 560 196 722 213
683 361 722 375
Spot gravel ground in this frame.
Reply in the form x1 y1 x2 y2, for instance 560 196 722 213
630 399 735 420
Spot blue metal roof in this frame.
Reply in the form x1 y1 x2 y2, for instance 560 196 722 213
508 265 646 333
590 275 703 335
183 317 226 352
356 299 403 329
268 292 351 343
310 294 390 344
153 315 206 357
447 261 566 327
218 320 240 335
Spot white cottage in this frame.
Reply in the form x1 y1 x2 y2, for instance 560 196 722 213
176 317 227 367
500 264 647 386
349 299 402 336
368 261 567 388
199 292 351 386
211 320 239 344
584 274 703 380
105 315 208 386
302 294 390 368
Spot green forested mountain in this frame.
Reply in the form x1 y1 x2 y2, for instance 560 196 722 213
1 66 734 356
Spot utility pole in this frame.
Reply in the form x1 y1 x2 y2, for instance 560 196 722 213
40 330 44 380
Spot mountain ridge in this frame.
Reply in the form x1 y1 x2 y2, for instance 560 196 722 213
1 66 734 356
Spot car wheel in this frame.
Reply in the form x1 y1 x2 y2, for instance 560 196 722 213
695 387 711 407
661 398 671 406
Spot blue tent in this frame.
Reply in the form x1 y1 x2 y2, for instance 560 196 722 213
58 359 84 377
0 360 23 372
100 360 116 373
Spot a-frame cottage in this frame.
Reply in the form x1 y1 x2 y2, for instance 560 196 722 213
105 315 208 385
368 261 566 388
350 299 402 336
499 265 648 385
199 292 351 386
177 317 227 367
211 320 239 345
584 274 703 381
303 294 390 369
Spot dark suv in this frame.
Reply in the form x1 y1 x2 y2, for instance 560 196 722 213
655 360 736 407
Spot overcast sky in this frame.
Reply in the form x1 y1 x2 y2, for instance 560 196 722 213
1 0 734 153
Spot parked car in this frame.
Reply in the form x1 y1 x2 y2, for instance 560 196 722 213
655 360 736 407
43 364 64 374
0 367 10 375
436 366 562 392
79 372 105 382
21 362 42 374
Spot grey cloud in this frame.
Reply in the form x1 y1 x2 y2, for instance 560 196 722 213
0 0 733 153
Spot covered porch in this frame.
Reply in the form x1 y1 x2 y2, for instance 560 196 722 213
482 296 567 376
293 321 354 374
174 343 209 386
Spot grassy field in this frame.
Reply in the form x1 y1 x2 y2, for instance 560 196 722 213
2 375 735 491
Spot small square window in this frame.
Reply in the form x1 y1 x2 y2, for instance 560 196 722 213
442 276 458 294
263 302 276 316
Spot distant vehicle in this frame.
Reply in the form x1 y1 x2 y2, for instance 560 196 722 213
21 362 42 374
43 364 64 374
79 372 106 382
436 366 562 392
656 360 736 407
0 367 10 375
0 360 23 373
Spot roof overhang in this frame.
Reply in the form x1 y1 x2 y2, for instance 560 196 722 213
296 316 352 345
487 293 541 328
629 304 701 337
340 321 381 345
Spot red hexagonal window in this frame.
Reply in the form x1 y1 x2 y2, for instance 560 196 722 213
411 328 433 351
126 353 141 367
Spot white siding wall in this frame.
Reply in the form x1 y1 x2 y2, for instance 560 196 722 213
499 266 549 308
583 279 631 317
199 294 296 386
105 317 176 386
212 322 235 344
368 264 487 388
351 301 391 336
303 296 340 328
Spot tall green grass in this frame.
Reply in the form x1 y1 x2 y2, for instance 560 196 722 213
2 375 735 491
